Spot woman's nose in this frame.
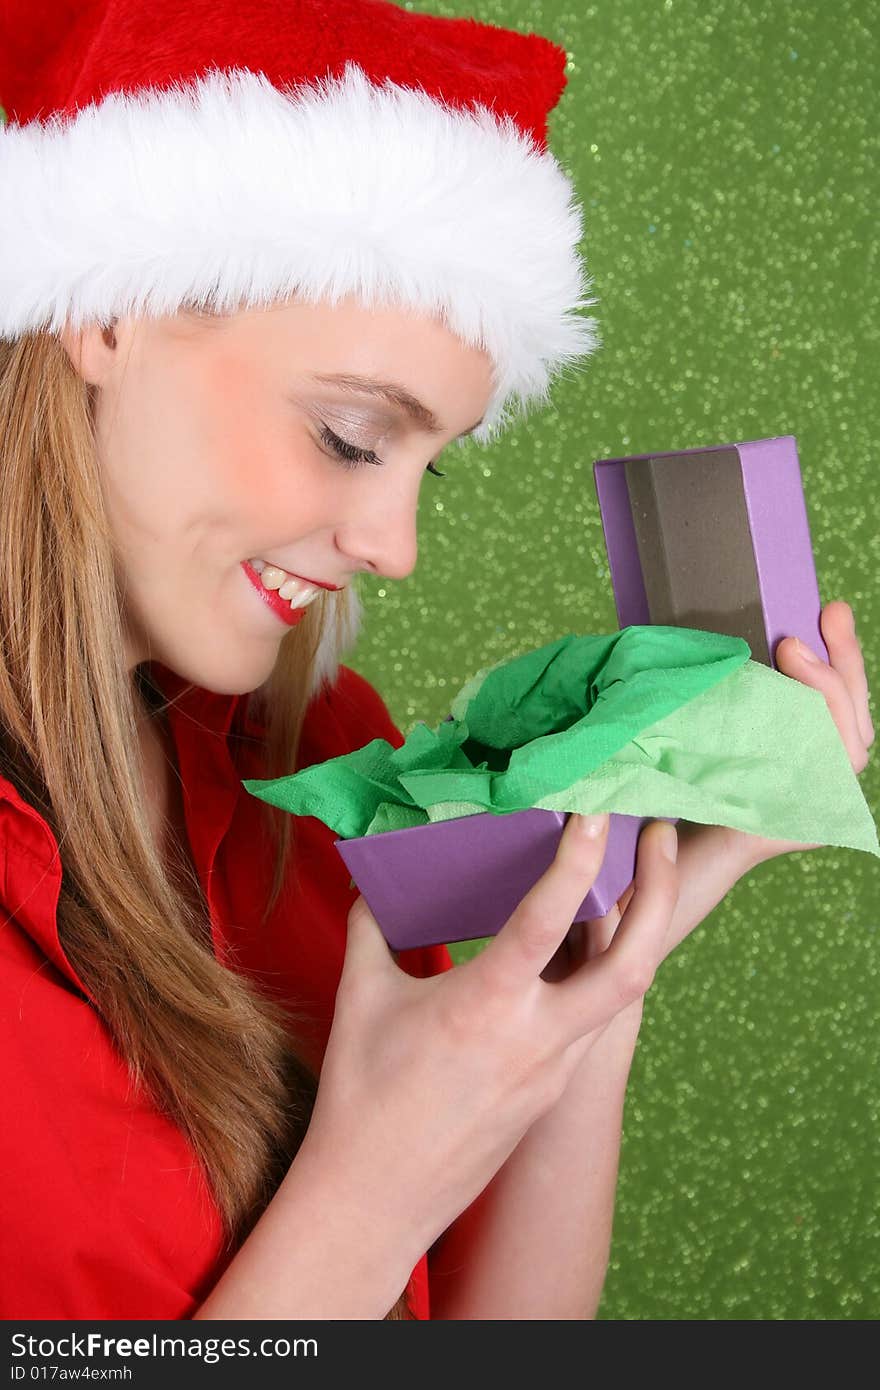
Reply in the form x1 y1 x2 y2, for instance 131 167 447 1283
334 486 420 582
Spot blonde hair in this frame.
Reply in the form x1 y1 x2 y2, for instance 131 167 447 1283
0 323 413 1319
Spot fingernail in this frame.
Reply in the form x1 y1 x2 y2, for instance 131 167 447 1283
659 822 678 862
795 639 818 664
578 813 608 838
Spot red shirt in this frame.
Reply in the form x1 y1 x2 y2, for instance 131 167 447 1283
0 661 453 1320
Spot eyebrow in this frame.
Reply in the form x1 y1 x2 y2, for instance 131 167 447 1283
306 371 484 438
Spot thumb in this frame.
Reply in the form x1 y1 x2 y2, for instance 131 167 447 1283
342 893 397 976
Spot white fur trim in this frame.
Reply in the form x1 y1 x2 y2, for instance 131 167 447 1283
0 63 600 441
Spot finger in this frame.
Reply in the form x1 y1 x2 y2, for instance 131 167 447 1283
479 812 610 992
617 880 636 918
820 601 875 750
775 620 871 775
580 878 635 963
552 820 678 1048
543 852 643 980
342 893 399 980
540 921 588 982
584 901 622 959
541 903 620 982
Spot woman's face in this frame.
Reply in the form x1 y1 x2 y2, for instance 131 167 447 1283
60 294 495 694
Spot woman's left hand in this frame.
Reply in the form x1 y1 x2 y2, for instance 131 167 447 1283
542 600 875 986
724 599 875 870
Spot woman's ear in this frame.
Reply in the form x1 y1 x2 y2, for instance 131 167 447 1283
58 316 120 387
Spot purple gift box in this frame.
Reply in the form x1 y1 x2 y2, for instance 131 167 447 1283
336 434 826 952
594 435 828 668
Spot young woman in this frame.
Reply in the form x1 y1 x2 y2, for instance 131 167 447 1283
0 3 872 1321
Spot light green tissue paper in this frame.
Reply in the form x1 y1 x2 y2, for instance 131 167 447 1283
241 625 878 858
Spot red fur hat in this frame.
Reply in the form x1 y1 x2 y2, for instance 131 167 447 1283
0 0 601 440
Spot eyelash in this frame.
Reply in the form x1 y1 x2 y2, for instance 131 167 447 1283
318 424 446 477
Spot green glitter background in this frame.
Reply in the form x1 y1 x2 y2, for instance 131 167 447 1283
343 1 880 1318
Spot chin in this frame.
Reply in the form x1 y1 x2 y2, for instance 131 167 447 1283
145 635 278 698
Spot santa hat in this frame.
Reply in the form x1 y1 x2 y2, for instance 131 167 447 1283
0 0 601 442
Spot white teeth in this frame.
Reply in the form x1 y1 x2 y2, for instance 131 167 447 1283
277 575 300 601
278 575 307 601
279 579 320 608
292 587 320 608
249 559 321 609
260 565 288 591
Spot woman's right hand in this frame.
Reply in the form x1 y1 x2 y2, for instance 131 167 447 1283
300 812 679 1262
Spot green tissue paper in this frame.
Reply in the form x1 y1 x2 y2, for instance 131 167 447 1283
242 626 879 859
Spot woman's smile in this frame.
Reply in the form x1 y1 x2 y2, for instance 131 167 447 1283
240 559 318 627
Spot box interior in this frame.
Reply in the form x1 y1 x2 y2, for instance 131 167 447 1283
623 447 771 664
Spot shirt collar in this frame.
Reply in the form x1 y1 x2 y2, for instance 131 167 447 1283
145 660 243 739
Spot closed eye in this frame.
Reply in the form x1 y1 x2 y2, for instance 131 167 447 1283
319 424 380 467
319 423 446 477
